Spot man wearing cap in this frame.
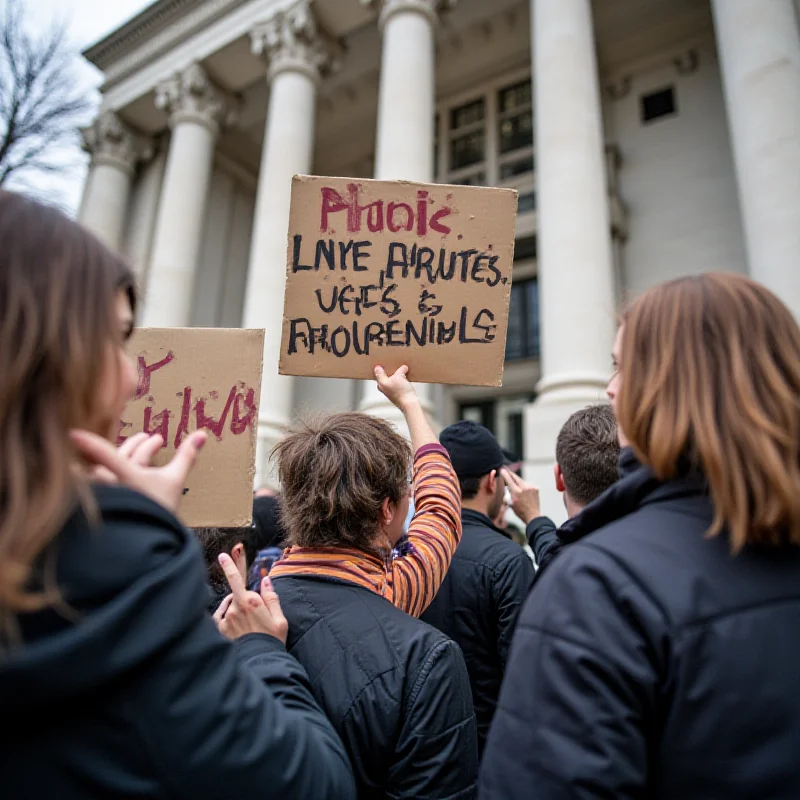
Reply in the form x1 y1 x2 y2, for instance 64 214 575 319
421 420 536 756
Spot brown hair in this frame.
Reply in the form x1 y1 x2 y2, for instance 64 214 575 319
273 412 411 550
193 527 257 592
0 190 136 639
617 273 800 551
556 404 620 507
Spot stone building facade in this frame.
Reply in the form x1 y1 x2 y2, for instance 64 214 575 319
79 0 800 519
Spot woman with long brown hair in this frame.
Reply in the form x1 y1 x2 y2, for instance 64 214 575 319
0 190 354 798
481 273 800 799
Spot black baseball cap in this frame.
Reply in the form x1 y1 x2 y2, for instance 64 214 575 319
440 420 508 479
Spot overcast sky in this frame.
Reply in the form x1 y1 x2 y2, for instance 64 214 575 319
22 0 154 213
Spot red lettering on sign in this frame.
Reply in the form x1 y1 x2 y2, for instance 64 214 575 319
117 420 133 446
195 387 237 440
135 352 175 400
174 388 191 449
143 405 170 444
124 383 258 449
231 387 258 434
320 184 453 236
387 202 414 233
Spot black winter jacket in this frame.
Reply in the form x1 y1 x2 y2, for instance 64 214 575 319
480 456 800 799
525 515 559 572
0 486 355 800
273 573 479 799
421 509 535 754
525 448 644 577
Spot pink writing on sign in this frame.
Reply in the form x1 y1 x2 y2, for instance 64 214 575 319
118 354 258 448
320 184 453 237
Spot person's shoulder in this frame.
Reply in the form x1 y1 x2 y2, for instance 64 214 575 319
94 484 183 532
516 533 671 660
567 497 712 586
362 588 457 663
467 524 529 569
58 485 196 604
460 517 517 552
525 496 720 634
402 624 471 703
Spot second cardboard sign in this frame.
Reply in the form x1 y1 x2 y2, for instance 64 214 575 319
279 176 518 387
120 328 264 528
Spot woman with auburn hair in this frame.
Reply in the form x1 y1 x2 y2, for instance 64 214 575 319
481 273 800 799
0 190 354 799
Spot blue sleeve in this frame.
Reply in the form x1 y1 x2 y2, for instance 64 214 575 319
525 516 561 570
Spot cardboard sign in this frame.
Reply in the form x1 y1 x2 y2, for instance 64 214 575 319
119 328 265 528
279 176 518 387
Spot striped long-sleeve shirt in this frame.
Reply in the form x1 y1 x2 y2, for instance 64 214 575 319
268 443 462 617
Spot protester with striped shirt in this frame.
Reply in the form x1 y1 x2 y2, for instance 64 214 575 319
267 364 478 799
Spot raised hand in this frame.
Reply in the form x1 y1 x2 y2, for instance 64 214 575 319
374 365 418 413
86 432 167 484
501 468 541 526
70 428 206 515
213 553 288 644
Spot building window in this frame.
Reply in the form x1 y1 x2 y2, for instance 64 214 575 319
498 80 533 152
448 97 486 184
517 190 536 213
497 79 534 188
459 400 495 431
506 410 524 460
641 87 676 124
505 277 540 361
439 75 535 200
459 394 533 459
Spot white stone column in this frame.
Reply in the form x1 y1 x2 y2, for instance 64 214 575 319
123 142 167 299
523 0 617 522
359 0 454 428
245 2 338 486
712 0 800 319
79 112 148 251
142 64 236 327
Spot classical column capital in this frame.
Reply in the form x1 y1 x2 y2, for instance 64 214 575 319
154 63 238 136
361 0 457 30
81 111 152 176
250 1 341 85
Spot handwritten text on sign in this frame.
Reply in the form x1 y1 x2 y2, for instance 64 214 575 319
279 176 518 387
119 328 265 528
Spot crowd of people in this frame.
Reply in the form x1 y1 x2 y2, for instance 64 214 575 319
2 188 800 798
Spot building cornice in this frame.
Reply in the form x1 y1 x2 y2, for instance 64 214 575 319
82 0 257 87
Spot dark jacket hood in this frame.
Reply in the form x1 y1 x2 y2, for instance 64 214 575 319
0 485 207 714
559 447 708 545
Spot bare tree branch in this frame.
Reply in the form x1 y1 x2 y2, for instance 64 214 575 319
0 0 93 192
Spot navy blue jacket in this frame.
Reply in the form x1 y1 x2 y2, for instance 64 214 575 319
481 457 800 798
0 486 355 800
274 573 479 799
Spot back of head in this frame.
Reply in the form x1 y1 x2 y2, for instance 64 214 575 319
252 494 285 551
273 412 411 550
617 272 800 551
0 190 136 640
555 404 620 508
193 527 257 592
440 420 506 500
